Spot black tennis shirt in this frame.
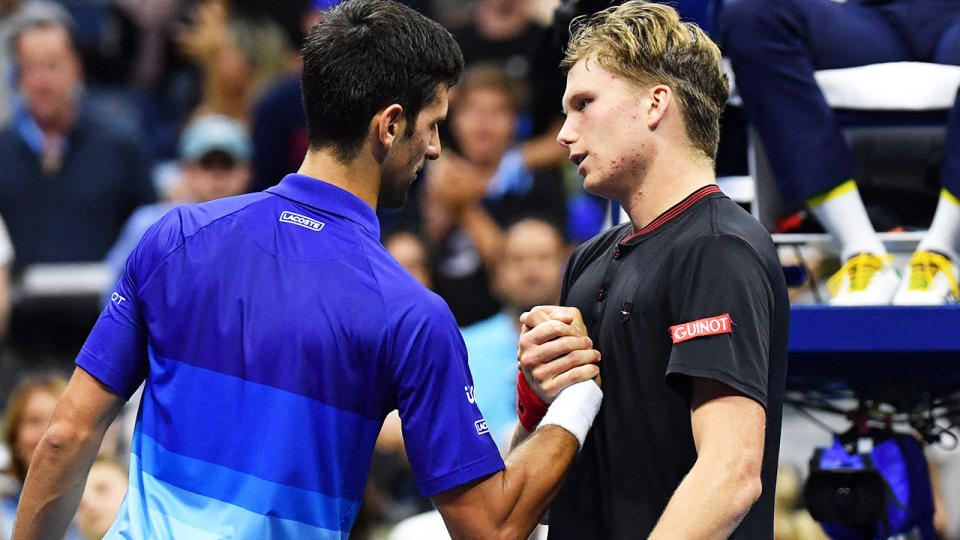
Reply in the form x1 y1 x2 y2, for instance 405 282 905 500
548 185 789 539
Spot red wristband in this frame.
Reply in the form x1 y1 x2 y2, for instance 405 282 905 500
516 371 549 432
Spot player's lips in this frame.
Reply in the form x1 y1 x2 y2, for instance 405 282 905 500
570 153 587 175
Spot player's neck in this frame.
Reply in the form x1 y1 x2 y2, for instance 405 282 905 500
621 152 716 232
298 147 381 209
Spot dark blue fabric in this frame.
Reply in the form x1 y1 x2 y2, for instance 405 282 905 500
720 0 960 200
0 110 156 266
251 74 308 193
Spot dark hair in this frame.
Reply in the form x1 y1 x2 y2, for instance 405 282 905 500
301 0 464 161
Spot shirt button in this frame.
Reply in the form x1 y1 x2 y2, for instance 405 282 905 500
596 289 605 301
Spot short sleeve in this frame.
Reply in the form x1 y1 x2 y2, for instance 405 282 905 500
390 293 505 497
665 234 774 408
77 211 181 399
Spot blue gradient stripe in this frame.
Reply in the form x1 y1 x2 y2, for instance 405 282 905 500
134 430 361 530
105 451 347 539
140 348 381 501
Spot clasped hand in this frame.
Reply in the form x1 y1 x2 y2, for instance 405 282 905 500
517 306 602 404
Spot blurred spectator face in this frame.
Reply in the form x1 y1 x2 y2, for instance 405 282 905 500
16 25 81 127
182 151 251 203
178 114 252 202
3 376 67 482
76 460 128 540
385 231 432 289
494 219 565 311
13 388 57 470
7 389 56 484
450 85 515 167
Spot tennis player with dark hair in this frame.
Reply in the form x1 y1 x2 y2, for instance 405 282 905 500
515 2 789 538
13 1 602 538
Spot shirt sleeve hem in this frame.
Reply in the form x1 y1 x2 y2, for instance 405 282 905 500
665 364 767 409
75 347 135 400
417 455 506 498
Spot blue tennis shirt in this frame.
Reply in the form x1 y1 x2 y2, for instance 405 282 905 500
77 174 505 539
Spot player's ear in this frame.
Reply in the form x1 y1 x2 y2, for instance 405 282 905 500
646 84 671 130
376 104 405 149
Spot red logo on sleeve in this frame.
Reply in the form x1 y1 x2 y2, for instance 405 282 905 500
670 314 732 343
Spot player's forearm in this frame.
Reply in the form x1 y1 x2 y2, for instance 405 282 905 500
648 456 762 540
442 378 601 538
445 425 578 540
509 423 533 451
13 421 105 539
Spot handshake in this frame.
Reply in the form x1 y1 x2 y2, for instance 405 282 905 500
515 305 603 446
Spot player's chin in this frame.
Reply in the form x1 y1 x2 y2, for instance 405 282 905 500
581 173 602 195
583 172 618 199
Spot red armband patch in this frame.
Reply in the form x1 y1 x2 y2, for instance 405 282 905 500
670 313 732 344
516 371 548 432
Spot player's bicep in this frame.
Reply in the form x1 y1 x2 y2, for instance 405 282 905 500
432 473 502 538
689 377 765 471
51 367 127 438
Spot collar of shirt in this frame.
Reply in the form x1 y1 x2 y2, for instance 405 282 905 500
267 173 381 239
11 94 86 157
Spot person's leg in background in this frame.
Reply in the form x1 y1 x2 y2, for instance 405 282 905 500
720 0 910 304
895 9 960 305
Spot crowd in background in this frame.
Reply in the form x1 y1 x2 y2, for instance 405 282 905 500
0 0 957 538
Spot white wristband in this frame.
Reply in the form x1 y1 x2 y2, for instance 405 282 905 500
537 380 603 450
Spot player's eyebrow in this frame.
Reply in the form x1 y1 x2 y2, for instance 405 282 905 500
561 91 588 116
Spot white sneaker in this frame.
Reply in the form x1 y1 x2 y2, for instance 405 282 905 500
827 253 899 306
892 250 959 305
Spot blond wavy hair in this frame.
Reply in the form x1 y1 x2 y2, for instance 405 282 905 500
562 1 729 160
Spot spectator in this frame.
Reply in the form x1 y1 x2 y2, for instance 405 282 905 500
103 114 251 302
721 0 960 305
450 0 544 83
462 217 567 451
248 2 325 192
383 230 432 290
175 0 293 124
0 374 82 539
113 0 181 91
75 458 127 540
0 13 156 266
418 63 567 325
250 72 309 191
450 0 571 171
0 0 70 128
